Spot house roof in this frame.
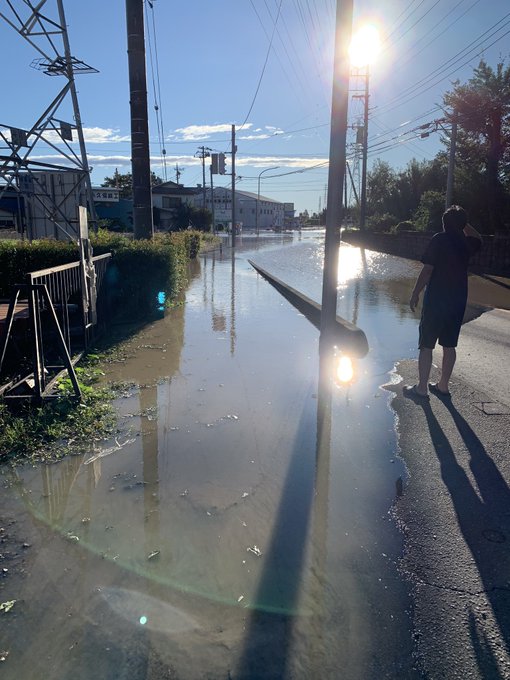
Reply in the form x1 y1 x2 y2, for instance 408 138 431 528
212 187 282 204
152 181 198 196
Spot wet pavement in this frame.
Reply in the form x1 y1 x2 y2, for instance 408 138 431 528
0 232 506 679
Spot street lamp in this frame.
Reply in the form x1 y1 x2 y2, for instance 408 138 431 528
256 166 279 235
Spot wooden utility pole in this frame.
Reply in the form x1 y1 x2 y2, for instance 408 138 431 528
445 111 458 208
320 0 353 344
195 146 210 210
175 163 182 184
125 0 153 239
231 125 236 247
210 163 215 233
359 65 370 231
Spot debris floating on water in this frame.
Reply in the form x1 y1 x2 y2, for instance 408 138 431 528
147 550 160 561
247 545 262 557
0 601 16 613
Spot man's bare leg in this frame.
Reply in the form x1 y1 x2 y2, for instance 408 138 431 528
418 347 433 395
438 346 456 393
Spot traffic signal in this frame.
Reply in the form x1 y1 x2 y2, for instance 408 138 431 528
218 152 226 175
211 153 219 174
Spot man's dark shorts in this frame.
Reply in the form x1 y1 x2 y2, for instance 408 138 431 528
419 305 464 349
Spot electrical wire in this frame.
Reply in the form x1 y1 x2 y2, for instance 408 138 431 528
239 0 283 130
377 12 510 114
396 0 482 72
384 0 442 51
144 0 168 180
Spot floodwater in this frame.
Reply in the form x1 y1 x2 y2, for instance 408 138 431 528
2 232 487 679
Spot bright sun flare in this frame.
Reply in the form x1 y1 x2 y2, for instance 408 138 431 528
336 356 354 384
349 25 381 68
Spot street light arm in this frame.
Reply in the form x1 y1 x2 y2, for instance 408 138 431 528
256 166 279 235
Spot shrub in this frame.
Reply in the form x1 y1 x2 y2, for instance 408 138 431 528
91 229 202 312
414 191 445 232
0 239 78 298
391 221 416 234
367 213 397 232
0 230 203 315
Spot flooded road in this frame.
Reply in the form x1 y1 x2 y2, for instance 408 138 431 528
2 232 485 679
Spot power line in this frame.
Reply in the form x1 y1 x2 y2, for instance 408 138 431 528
240 0 283 129
144 0 167 180
396 0 483 72
377 12 510 114
384 0 442 51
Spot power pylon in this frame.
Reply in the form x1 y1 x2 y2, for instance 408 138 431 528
0 0 98 241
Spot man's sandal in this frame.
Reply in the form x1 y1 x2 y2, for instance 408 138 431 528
403 385 430 400
429 383 451 398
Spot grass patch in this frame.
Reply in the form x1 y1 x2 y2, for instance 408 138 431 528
0 362 118 466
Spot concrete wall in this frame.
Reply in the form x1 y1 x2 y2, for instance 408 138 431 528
341 230 510 277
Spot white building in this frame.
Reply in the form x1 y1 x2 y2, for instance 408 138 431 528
188 186 285 231
152 181 199 229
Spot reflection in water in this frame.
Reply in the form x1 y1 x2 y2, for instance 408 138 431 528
236 337 333 678
140 382 160 560
230 250 236 355
2 235 423 679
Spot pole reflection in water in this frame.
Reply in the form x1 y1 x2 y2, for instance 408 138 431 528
139 381 160 561
230 250 236 355
236 335 335 678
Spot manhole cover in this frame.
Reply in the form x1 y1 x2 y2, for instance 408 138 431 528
482 529 506 544
474 402 510 415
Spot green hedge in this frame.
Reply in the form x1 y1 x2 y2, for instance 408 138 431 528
0 230 202 311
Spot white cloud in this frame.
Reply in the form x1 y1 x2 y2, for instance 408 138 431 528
36 127 130 145
29 153 326 172
82 127 131 144
238 133 271 140
236 156 327 169
170 123 253 141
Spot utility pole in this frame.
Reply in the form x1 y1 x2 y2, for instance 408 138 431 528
320 0 353 344
195 146 210 210
175 163 182 185
125 0 153 239
231 125 236 248
210 163 215 233
359 65 370 231
445 111 458 208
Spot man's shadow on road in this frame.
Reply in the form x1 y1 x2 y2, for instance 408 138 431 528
413 394 510 676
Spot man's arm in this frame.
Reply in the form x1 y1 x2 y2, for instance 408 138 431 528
410 264 434 312
464 222 482 240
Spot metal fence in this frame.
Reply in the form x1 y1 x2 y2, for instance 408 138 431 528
0 253 111 401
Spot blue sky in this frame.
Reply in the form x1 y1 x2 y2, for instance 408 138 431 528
1 0 509 214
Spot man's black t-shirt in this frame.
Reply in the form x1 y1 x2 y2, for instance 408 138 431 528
421 230 481 314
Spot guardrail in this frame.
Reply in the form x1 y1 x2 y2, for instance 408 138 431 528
0 253 111 401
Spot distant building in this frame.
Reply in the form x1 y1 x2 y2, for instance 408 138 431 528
284 202 296 230
0 186 24 230
188 186 285 231
152 181 198 230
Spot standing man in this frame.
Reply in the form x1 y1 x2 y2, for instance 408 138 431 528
405 205 482 399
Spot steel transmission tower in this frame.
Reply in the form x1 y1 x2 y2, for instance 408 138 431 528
0 0 98 241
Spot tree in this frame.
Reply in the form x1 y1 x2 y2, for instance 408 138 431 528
101 169 164 199
444 60 510 233
414 191 445 232
102 169 132 198
170 204 211 231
